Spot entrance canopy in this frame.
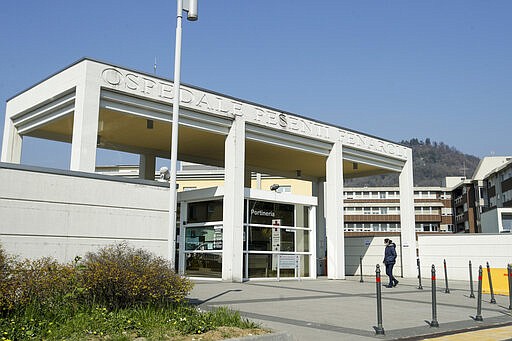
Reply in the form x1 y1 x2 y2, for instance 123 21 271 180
2 58 408 179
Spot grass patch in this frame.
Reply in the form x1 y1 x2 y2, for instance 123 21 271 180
0 242 267 340
0 302 266 340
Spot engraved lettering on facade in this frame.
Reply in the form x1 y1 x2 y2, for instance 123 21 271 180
125 73 138 90
102 68 123 86
99 67 409 158
160 83 173 100
278 114 287 128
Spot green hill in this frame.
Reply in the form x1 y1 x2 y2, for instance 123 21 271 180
344 138 480 187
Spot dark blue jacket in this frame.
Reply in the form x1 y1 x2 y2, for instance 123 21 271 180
383 243 397 265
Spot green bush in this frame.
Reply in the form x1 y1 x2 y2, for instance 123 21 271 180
0 243 13 314
0 253 77 316
80 243 193 308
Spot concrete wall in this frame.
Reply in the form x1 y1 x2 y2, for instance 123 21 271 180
345 236 402 277
418 234 512 281
345 234 512 281
0 163 170 262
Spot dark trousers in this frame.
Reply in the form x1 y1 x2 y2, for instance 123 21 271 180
385 263 397 286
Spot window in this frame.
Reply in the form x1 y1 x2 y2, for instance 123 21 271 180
247 200 294 226
188 200 223 223
276 185 291 193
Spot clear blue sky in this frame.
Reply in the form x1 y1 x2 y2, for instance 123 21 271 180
1 1 511 168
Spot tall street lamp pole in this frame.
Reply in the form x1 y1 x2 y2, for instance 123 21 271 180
169 0 197 271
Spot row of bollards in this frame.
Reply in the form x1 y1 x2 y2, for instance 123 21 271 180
373 261 512 334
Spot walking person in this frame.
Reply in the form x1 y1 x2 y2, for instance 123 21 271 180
383 238 399 288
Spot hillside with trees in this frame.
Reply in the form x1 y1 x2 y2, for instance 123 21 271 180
344 138 480 187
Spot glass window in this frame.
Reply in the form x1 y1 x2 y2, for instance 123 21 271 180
276 185 292 193
248 226 272 251
185 253 222 278
248 200 294 226
295 230 309 252
280 229 295 252
187 200 223 223
185 226 223 251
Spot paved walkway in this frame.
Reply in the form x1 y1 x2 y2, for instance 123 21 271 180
188 276 512 340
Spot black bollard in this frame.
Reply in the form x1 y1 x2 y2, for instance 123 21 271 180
444 259 450 294
430 265 439 327
417 258 423 290
360 256 364 283
486 262 497 304
475 265 483 321
374 264 385 335
507 264 512 311
469 260 475 298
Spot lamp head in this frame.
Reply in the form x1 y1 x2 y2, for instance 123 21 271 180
185 0 198 21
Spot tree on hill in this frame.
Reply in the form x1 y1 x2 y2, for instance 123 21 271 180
344 138 480 187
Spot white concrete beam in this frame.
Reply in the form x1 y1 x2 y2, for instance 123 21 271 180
70 63 101 172
399 148 417 277
326 141 344 279
222 117 245 282
1 102 22 163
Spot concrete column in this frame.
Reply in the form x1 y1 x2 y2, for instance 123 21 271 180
139 154 156 180
1 103 22 163
399 148 417 277
244 168 252 188
222 117 245 282
326 142 344 279
70 70 101 172
312 179 327 275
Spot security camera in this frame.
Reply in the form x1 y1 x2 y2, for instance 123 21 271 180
159 167 170 181
270 184 280 191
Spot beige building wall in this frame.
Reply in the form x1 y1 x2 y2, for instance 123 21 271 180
177 177 312 196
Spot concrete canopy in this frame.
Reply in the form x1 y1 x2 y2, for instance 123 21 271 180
5 58 404 180
24 110 385 179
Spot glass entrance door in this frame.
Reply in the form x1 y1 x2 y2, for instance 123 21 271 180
183 200 223 278
243 200 311 280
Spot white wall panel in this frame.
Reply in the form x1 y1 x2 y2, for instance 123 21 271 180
418 234 512 280
345 236 402 277
0 166 169 263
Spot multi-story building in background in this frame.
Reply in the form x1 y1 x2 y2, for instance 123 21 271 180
98 157 512 235
451 157 511 233
343 186 453 235
481 158 512 233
